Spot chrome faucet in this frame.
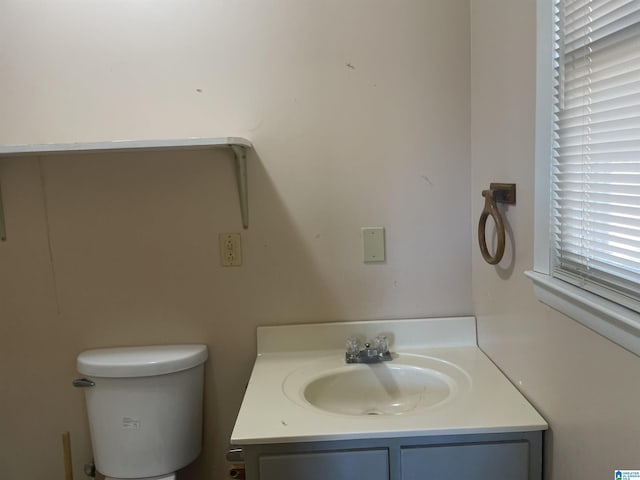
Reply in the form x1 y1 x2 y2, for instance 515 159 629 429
345 335 392 364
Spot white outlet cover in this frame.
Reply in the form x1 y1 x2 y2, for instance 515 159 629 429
219 233 242 266
362 227 385 262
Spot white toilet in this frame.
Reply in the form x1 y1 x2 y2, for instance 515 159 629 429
75 344 208 480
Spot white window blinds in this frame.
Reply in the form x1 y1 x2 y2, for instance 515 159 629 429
553 0 640 312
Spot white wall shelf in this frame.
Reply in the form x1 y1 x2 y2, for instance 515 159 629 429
0 137 253 240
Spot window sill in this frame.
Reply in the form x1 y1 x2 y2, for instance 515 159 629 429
525 271 640 357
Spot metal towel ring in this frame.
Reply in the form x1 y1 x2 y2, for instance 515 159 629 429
478 183 516 265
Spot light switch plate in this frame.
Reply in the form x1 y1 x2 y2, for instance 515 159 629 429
362 227 385 262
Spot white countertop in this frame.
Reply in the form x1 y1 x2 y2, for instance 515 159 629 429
231 317 547 445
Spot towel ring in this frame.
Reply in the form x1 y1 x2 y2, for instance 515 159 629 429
478 183 516 265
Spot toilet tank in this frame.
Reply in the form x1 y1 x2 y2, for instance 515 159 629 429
76 345 208 479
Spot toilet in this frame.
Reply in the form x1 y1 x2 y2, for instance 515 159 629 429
74 344 208 480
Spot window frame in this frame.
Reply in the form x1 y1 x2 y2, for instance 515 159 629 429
527 0 640 357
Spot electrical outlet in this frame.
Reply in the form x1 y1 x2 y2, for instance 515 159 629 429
219 233 242 266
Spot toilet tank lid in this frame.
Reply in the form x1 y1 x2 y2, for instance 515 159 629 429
76 344 208 378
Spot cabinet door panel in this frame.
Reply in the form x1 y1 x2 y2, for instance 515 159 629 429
259 449 388 480
401 441 529 480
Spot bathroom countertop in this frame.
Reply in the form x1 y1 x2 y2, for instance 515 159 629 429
230 317 548 445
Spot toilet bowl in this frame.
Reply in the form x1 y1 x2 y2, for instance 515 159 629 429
75 344 208 480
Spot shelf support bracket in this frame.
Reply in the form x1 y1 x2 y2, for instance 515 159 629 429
0 180 6 241
231 145 249 229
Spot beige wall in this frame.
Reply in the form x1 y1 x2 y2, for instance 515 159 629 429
0 2 471 479
471 1 640 479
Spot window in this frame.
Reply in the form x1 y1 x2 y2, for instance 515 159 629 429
527 0 640 356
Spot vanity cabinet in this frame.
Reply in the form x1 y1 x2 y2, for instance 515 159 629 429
401 441 529 480
232 318 548 480
240 430 542 480
259 449 388 480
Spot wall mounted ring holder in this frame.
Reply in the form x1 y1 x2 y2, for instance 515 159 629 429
478 183 516 265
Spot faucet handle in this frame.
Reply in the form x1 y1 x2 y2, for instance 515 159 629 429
346 337 362 355
373 335 389 353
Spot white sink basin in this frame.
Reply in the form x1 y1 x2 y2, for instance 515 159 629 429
232 318 548 444
283 354 470 416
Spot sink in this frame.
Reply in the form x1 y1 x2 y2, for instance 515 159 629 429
232 318 548 444
283 354 470 416
304 364 451 415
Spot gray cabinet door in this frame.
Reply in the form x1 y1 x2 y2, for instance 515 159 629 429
259 449 389 480
401 441 529 480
